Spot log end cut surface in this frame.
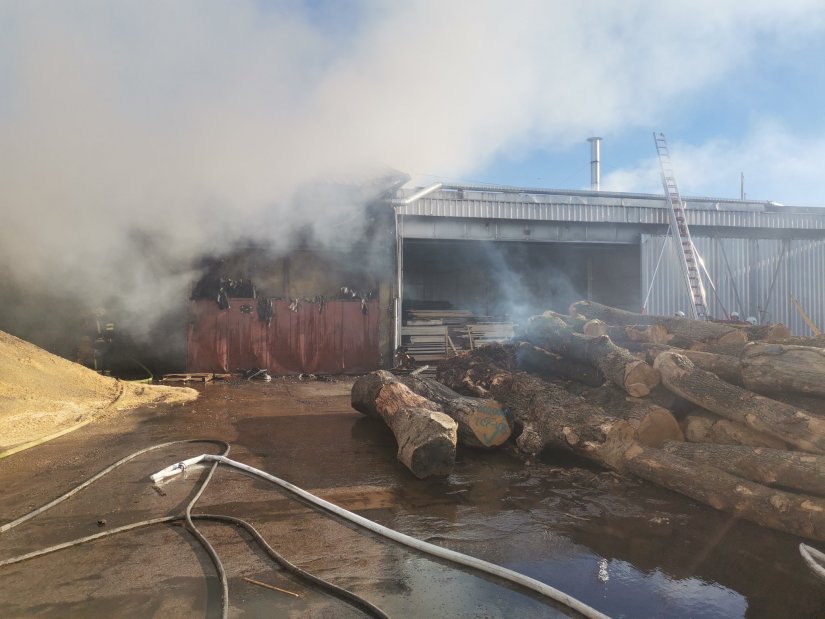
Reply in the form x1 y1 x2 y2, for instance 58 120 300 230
396 409 457 479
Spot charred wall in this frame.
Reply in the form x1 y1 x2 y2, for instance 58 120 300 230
189 205 397 373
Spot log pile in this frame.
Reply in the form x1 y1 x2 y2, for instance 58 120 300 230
353 301 825 543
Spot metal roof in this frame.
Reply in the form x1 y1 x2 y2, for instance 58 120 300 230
395 184 825 232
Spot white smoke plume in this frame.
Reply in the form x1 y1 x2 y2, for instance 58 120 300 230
1 1 823 346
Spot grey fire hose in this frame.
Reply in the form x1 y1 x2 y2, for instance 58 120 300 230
151 453 610 619
1 442 610 619
0 440 388 619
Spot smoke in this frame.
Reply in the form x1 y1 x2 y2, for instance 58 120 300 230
1 1 823 347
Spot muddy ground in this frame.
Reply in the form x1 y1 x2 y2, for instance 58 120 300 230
2 378 825 618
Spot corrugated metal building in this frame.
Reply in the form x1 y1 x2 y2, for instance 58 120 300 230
187 181 825 375
397 184 825 337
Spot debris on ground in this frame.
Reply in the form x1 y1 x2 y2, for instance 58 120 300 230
160 372 232 383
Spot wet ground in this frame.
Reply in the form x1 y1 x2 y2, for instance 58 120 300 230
2 378 825 618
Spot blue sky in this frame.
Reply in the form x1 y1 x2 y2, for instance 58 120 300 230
431 8 825 205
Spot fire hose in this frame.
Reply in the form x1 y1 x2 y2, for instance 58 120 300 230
1 440 610 619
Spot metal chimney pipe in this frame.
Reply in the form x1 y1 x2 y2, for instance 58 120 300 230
587 137 602 191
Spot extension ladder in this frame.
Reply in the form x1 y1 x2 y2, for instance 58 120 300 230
653 132 708 319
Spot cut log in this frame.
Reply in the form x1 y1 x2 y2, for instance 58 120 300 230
570 300 746 347
351 371 457 478
524 314 660 397
568 383 684 447
662 442 825 497
728 322 791 341
681 411 788 449
766 393 825 417
582 319 608 337
584 322 669 345
741 342 825 398
538 309 590 332
392 374 512 448
644 345 743 385
687 340 748 357
654 351 825 453
621 443 825 543
514 342 604 387
766 336 825 348
437 348 633 468
615 398 684 447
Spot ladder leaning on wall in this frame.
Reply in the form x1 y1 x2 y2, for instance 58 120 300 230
652 132 709 320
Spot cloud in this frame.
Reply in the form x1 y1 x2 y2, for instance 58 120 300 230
603 122 825 205
1 1 824 338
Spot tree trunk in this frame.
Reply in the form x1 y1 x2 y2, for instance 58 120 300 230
729 323 791 341
615 398 684 447
681 411 788 449
514 342 604 387
644 345 743 385
654 351 825 453
437 349 633 469
766 336 825 348
569 300 747 347
569 383 684 447
351 371 457 478
539 309 590 332
392 374 512 448
765 392 825 417
741 342 825 398
523 315 660 397
620 443 825 543
583 320 669 345
687 340 748 357
581 319 607 337
662 441 825 497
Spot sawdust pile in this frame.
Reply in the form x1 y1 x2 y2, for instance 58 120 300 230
0 330 197 451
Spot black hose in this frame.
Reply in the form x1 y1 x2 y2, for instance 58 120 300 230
0 440 388 619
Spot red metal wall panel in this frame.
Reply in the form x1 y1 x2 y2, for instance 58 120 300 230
187 298 380 375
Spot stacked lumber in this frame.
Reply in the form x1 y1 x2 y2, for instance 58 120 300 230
399 325 449 361
354 300 825 543
401 308 514 362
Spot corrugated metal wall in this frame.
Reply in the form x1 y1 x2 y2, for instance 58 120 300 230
641 235 825 334
187 298 380 375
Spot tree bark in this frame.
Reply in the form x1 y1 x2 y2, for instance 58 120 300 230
514 342 604 387
729 323 791 341
568 383 684 447
392 374 512 448
523 315 660 397
581 319 608 337
765 392 825 417
539 309 590 332
351 371 457 478
741 342 825 398
654 351 825 453
681 411 788 449
767 336 825 348
569 300 747 347
662 441 825 497
437 349 633 469
615 398 684 447
620 443 825 543
583 320 669 345
644 344 743 385
687 340 748 357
